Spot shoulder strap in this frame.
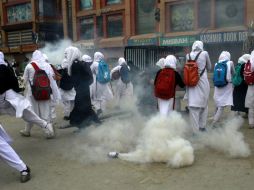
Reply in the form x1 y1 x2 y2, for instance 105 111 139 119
194 51 202 61
31 62 40 71
200 67 206 77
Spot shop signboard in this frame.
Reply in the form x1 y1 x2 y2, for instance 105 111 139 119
160 35 197 46
199 31 248 44
127 38 158 46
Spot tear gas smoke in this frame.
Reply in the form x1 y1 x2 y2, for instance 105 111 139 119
64 111 195 168
118 112 194 168
39 39 72 68
64 115 144 164
194 116 251 158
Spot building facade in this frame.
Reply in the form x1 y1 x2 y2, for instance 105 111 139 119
0 0 63 71
1 0 254 71
69 0 254 69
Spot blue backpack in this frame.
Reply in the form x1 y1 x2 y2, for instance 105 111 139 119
213 61 228 87
120 64 130 84
96 60 110 84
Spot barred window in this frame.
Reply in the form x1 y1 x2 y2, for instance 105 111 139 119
80 18 94 40
107 14 123 37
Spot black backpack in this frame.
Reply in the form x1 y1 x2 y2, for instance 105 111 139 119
120 64 131 84
59 68 74 91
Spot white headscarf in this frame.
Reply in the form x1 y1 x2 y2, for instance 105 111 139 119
250 50 254 65
164 55 177 70
0 51 7 66
64 46 82 75
118 57 126 66
192 41 204 52
94 52 104 62
82 55 92 63
61 58 68 69
43 53 49 63
156 58 165 69
238 54 250 64
31 50 48 68
218 51 231 62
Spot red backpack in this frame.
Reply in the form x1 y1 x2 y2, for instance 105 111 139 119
154 68 175 100
30 62 51 100
183 51 202 86
243 60 254 85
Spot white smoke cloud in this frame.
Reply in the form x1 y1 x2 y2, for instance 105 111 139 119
118 112 194 168
63 112 144 164
194 116 251 158
39 39 73 68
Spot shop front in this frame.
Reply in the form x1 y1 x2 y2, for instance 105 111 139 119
199 30 248 64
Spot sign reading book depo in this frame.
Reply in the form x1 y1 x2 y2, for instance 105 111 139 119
200 31 248 44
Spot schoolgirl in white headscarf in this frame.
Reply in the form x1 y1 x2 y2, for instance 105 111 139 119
231 54 250 114
212 51 235 126
154 55 185 116
110 57 134 108
156 58 165 69
20 50 58 137
245 50 254 129
185 41 212 132
59 46 79 119
0 51 54 138
43 53 61 122
90 52 113 114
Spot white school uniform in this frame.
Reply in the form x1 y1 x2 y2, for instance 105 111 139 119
110 57 133 107
186 41 212 132
245 50 254 126
213 51 235 123
90 52 113 112
23 50 59 131
0 124 27 172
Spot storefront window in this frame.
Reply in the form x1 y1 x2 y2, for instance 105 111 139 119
170 3 194 32
215 0 244 28
96 16 103 37
80 0 93 10
107 14 123 37
80 18 94 40
136 0 156 35
106 0 122 5
7 3 32 24
198 0 211 28
38 0 59 17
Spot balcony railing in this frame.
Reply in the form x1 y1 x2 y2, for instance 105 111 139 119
7 29 33 47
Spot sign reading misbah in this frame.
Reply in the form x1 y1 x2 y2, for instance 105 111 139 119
127 38 158 46
160 36 197 46
200 31 248 44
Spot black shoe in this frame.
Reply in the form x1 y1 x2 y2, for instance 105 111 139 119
97 109 103 116
199 128 207 132
20 166 31 183
108 152 119 158
63 116 70 121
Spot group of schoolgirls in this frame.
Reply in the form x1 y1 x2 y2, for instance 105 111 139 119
153 40 254 133
50 48 134 128
154 41 211 133
213 51 254 129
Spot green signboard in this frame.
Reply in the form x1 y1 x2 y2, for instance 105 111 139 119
127 38 158 46
160 36 197 46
